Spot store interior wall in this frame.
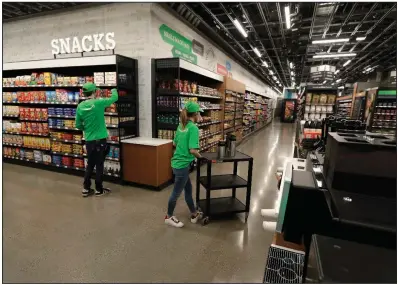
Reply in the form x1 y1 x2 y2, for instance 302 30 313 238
3 2 278 137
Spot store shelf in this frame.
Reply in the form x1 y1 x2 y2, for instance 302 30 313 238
197 120 222 127
197 197 246 215
50 138 82 144
3 101 78 105
19 118 48 122
2 83 116 88
3 114 19 118
48 114 75 119
83 154 120 162
375 106 397 108
104 112 118 116
156 106 179 113
199 174 248 190
49 126 80 131
200 141 218 152
3 155 86 170
199 131 222 140
3 131 49 137
106 124 118 128
51 151 83 158
157 89 222 100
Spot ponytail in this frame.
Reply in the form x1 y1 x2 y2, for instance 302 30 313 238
180 109 188 129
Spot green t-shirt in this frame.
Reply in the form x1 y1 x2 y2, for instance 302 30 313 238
171 121 200 169
75 89 118 141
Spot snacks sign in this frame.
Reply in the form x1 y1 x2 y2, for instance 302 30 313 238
51 32 116 55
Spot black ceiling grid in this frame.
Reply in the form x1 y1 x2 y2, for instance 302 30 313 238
3 2 397 89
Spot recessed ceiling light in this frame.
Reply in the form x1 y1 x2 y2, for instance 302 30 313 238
356 37 366 41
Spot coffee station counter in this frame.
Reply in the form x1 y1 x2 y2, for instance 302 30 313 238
121 137 173 190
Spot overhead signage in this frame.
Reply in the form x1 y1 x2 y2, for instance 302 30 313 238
159 24 192 54
51 32 116 55
217 64 228 76
192 39 204 56
171 47 197 65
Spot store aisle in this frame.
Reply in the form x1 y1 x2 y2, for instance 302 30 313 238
3 121 296 283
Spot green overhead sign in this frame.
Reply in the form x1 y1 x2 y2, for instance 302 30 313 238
171 47 197 65
159 24 192 54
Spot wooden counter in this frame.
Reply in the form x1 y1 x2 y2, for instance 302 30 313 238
121 137 173 190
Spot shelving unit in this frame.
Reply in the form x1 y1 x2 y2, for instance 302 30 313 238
219 77 246 143
243 90 273 138
152 58 224 153
3 54 139 180
336 96 352 118
367 88 397 135
301 87 337 121
196 151 253 224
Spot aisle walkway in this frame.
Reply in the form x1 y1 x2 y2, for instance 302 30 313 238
3 121 296 283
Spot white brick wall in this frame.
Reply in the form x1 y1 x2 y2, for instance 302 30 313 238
3 3 277 137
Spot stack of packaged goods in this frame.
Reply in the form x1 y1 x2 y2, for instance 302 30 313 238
3 105 19 117
106 146 120 160
48 107 76 118
48 119 76 129
158 130 176 140
23 136 51 150
3 134 23 146
19 108 48 121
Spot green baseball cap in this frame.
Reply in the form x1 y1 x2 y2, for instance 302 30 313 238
82 82 99 94
185 101 203 113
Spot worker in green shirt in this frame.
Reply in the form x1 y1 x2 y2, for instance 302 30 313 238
75 82 118 197
165 101 204 227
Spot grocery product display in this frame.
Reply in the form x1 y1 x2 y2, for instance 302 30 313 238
335 97 352 118
3 55 139 179
243 91 274 138
153 58 224 153
367 88 397 135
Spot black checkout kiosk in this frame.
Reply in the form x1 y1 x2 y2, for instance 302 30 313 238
280 132 396 283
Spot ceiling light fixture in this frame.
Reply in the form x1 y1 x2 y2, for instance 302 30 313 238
289 62 293 69
253 47 262 58
232 19 248 38
356 37 366 41
284 6 291 29
262 61 269 68
322 80 327 84
312 38 349 44
291 71 294 76
336 79 342 83
272 75 277 80
335 70 340 74
269 70 274 75
338 86 345 89
313 53 356 59
342 59 351 67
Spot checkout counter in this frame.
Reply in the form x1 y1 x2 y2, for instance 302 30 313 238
264 132 397 283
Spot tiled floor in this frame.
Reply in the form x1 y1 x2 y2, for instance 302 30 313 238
3 120 296 283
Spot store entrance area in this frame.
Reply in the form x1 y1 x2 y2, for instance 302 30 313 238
3 121 295 283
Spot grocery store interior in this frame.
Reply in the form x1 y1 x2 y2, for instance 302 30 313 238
2 2 397 284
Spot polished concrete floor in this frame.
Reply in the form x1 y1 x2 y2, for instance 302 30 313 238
3 121 296 283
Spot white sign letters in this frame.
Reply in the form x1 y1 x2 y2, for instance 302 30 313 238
51 32 116 55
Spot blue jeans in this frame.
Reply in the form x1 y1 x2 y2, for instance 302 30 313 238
167 166 196 217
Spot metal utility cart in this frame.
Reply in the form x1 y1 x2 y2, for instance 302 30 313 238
196 151 253 224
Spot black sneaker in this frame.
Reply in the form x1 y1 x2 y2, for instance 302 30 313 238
95 187 111 196
82 188 94 197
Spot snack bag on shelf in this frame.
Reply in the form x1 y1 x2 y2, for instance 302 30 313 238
30 73 38 85
57 76 64 86
37 73 45 85
70 77 78 86
63 77 71 86
51 73 57 85
43 72 52 85
11 92 18 102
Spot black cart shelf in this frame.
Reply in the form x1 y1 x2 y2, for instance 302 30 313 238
196 151 253 223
